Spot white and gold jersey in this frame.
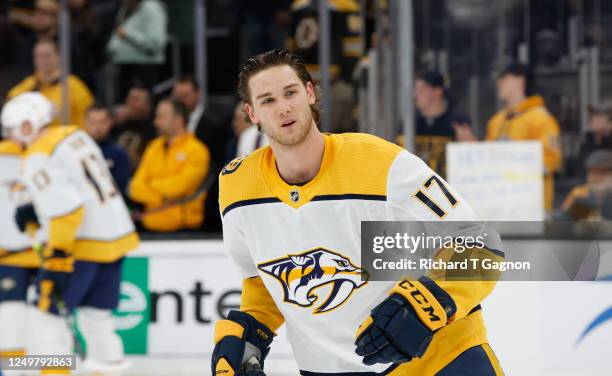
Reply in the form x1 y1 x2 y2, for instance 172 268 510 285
0 140 40 267
22 126 138 262
219 133 494 375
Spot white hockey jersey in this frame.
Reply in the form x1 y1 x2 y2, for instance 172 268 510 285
21 126 138 262
0 140 40 267
219 133 496 375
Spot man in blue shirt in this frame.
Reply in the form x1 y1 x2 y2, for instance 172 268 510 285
414 71 471 176
84 104 131 198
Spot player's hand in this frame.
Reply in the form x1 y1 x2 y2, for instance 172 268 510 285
37 249 74 311
14 203 39 232
355 279 452 365
212 310 273 376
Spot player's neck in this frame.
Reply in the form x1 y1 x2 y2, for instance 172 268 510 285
272 123 325 185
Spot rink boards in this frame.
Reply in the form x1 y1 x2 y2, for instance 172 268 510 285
112 239 612 376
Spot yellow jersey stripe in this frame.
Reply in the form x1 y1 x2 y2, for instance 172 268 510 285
482 343 505 375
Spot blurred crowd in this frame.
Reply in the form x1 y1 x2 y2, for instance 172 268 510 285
0 0 610 234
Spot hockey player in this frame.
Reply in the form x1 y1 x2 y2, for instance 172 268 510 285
1 92 139 375
212 49 504 375
0 126 41 370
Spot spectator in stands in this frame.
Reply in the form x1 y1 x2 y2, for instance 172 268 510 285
233 102 268 157
576 101 612 172
171 76 233 233
287 0 362 133
560 150 612 220
7 38 93 126
171 76 231 170
410 70 471 175
106 0 168 102
171 75 203 134
458 62 561 211
488 63 561 211
11 0 91 85
129 97 210 232
111 85 155 169
84 104 131 198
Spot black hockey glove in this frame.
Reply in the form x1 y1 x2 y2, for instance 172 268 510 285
212 310 274 375
355 278 455 365
14 203 39 232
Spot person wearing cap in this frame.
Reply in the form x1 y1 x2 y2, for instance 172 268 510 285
560 150 612 220
486 62 562 211
409 70 472 176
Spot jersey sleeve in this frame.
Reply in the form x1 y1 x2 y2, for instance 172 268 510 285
386 150 479 221
386 151 502 321
241 276 285 333
23 153 84 220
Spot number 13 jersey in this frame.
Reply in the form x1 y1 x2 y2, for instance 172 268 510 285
22 126 138 262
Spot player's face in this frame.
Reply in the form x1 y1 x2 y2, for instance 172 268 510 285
244 65 316 147
85 110 113 142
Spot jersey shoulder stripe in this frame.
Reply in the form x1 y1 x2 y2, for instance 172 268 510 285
25 125 80 158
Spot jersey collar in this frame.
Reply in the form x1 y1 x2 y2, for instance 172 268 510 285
261 133 340 209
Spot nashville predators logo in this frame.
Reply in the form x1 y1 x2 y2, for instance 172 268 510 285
221 157 244 175
258 248 368 314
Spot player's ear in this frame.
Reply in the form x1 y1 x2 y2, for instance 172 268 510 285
244 102 259 125
305 81 316 106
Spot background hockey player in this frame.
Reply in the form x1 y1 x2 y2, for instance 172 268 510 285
212 49 504 375
1 92 139 375
0 121 41 373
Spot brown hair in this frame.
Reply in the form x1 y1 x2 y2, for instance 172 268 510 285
175 74 199 91
237 49 320 124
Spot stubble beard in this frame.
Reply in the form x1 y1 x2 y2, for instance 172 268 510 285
264 109 314 147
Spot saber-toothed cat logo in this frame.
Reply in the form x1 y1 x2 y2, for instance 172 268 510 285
258 248 368 314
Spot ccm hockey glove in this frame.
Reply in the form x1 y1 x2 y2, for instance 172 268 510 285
355 277 456 365
212 310 274 376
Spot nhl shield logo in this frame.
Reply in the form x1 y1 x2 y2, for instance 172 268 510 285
289 190 300 202
258 248 368 314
